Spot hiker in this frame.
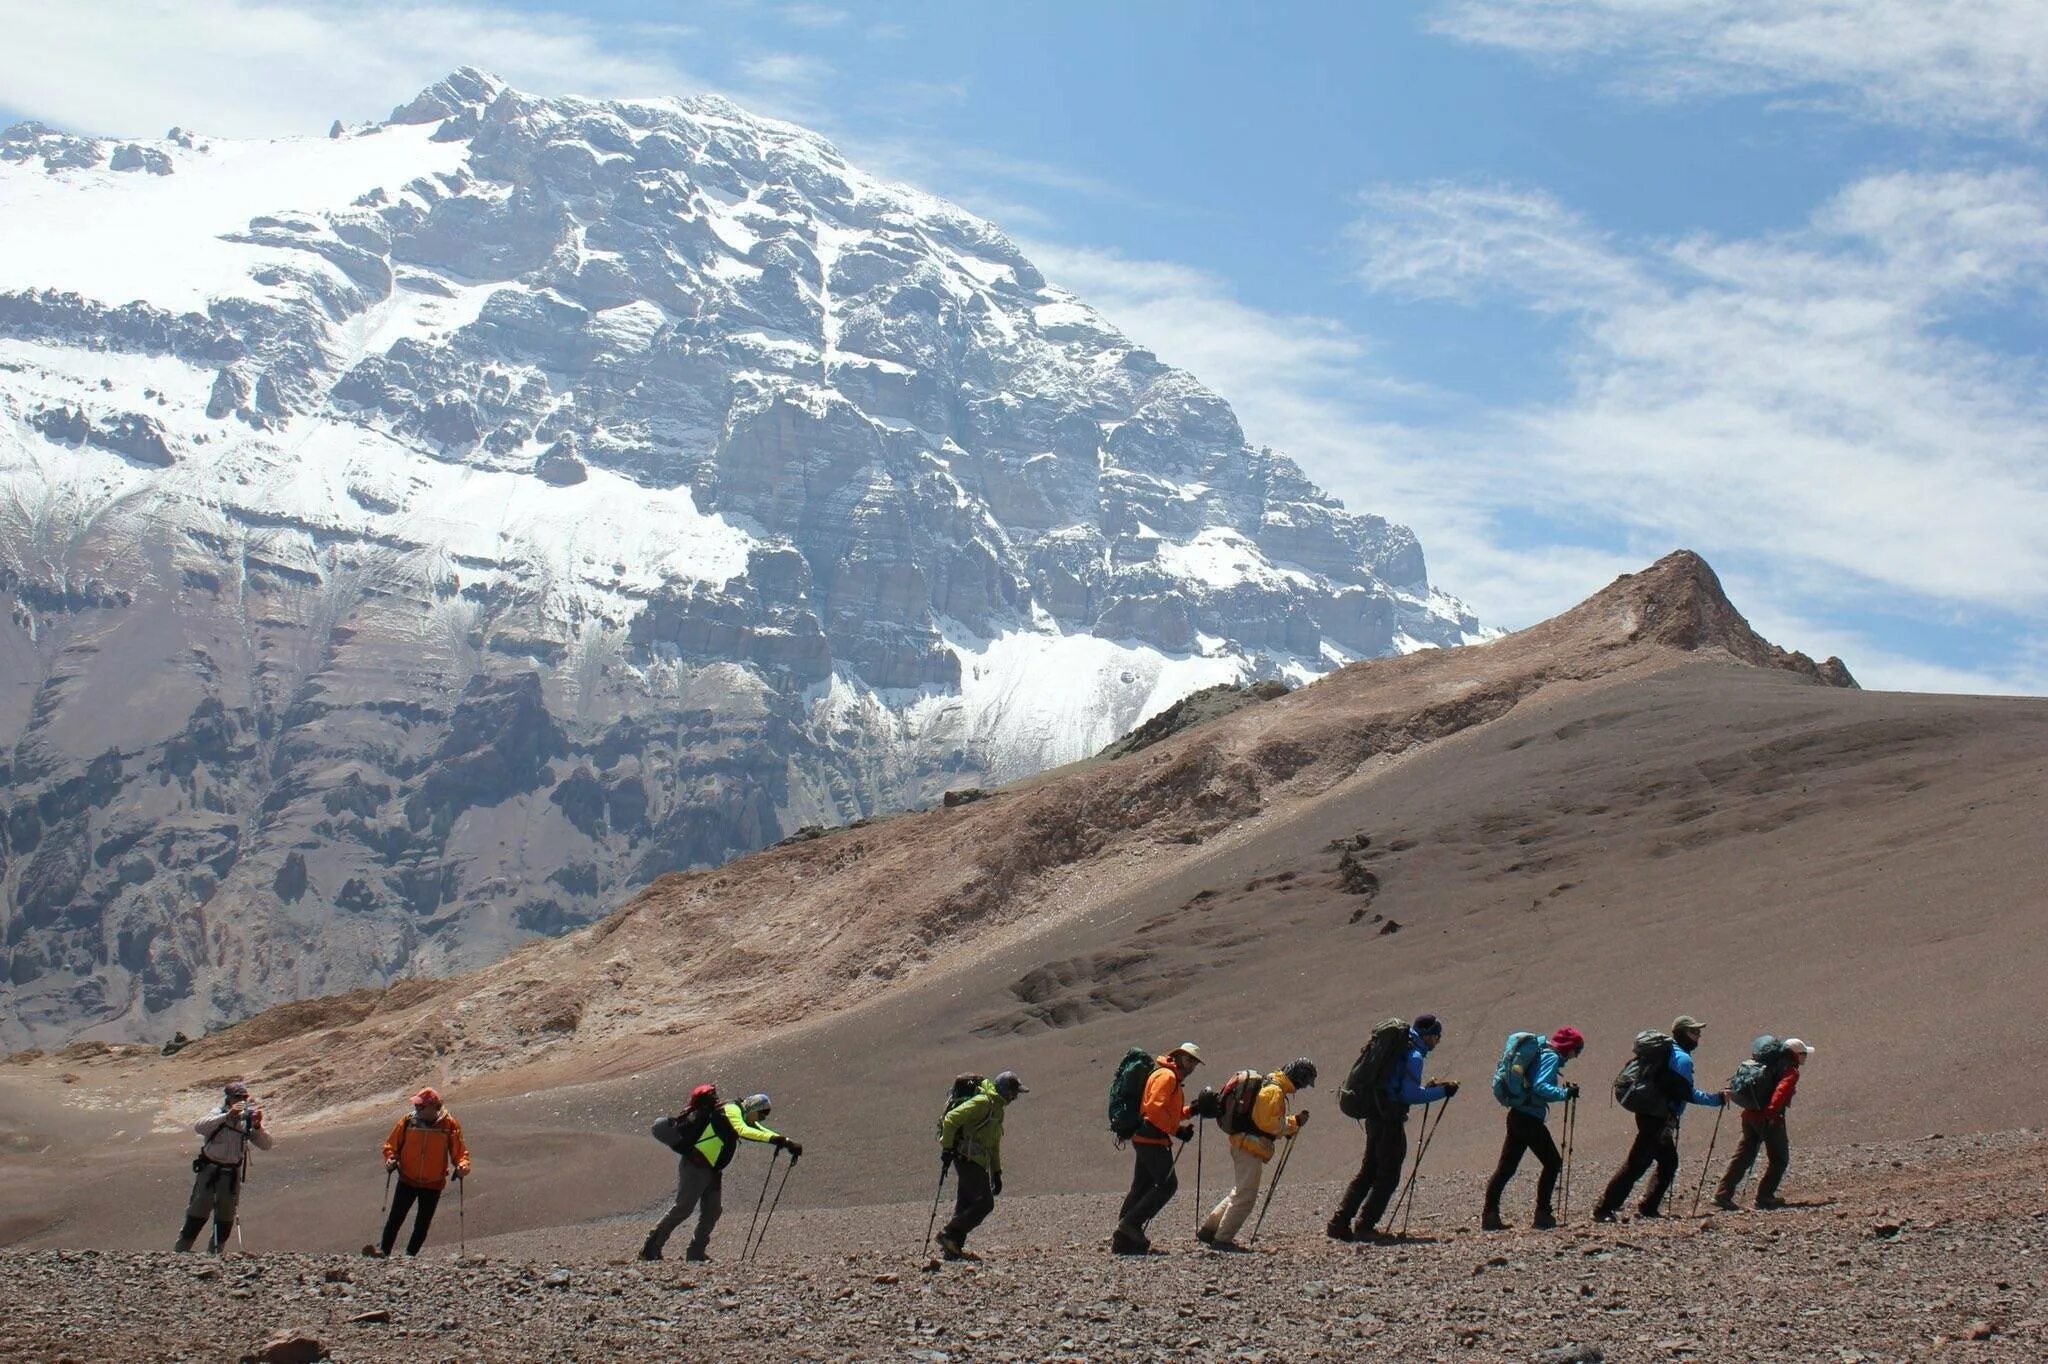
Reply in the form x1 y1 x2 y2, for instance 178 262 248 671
174 1081 272 1253
1593 1015 1726 1221
1199 1058 1314 1251
1113 1042 1203 1254
374 1087 471 1257
1329 1014 1459 1241
1482 1026 1583 1230
1715 1037 1812 1211
641 1090 801 1261
936 1070 1026 1261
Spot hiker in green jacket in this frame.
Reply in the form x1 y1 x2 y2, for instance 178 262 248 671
937 1071 1026 1261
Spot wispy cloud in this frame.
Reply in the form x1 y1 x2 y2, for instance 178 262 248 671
776 4 848 28
0 0 707 137
738 51 835 89
1431 0 2048 138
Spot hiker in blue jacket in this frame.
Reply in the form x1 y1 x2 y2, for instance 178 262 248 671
1594 1015 1727 1221
1483 1026 1583 1230
1328 1014 1459 1241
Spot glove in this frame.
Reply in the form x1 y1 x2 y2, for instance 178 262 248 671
991 1173 1003 1197
784 1140 804 1163
453 1167 468 1181
941 1149 956 1172
1176 1124 1195 1143
1565 1082 1581 1100
1195 1087 1221 1120
385 1159 399 1172
1440 1080 1461 1098
1293 1109 1310 1130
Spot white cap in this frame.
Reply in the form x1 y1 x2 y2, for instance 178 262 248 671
1784 1038 1813 1056
1170 1042 1203 1066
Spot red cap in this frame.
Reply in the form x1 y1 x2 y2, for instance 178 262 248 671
410 1087 443 1106
1549 1027 1585 1055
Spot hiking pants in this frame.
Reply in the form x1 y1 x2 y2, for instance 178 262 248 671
942 1157 995 1246
1717 1118 1791 1205
1485 1110 1562 1220
380 1181 443 1256
1599 1113 1679 1215
1201 1146 1265 1244
176 1162 240 1250
1337 1115 1407 1233
1119 1142 1178 1231
644 1160 722 1257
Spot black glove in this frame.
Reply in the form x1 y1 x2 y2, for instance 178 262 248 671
941 1149 956 1171
1176 1124 1195 1143
1293 1109 1310 1130
1440 1080 1461 1098
784 1139 803 1163
991 1173 1003 1197
1565 1082 1581 1100
1194 1087 1221 1120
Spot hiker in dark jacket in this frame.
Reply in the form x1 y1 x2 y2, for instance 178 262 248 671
936 1071 1026 1261
1594 1015 1726 1221
175 1081 273 1253
1114 1042 1204 1254
641 1090 801 1261
1715 1037 1811 1210
1329 1014 1459 1241
1483 1027 1582 1230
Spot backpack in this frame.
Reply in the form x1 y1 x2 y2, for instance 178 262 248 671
652 1083 719 1153
1338 1018 1410 1120
1729 1036 1790 1111
1216 1069 1265 1136
1492 1031 1545 1109
938 1073 987 1137
1108 1046 1155 1140
1612 1031 1682 1115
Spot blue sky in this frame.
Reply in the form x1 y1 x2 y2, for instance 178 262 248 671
3 0 2045 693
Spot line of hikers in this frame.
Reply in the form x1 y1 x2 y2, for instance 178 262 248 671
172 1014 1811 1261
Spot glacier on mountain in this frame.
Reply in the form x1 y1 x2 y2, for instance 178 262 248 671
0 72 1485 1045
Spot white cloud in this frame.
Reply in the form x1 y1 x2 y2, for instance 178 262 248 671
776 4 849 28
1431 0 2048 138
737 52 835 90
0 0 708 138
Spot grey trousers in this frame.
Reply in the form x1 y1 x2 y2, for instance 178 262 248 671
644 1160 722 1255
177 1163 239 1249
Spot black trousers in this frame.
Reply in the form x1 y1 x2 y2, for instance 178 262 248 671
1599 1112 1679 1214
1119 1142 1178 1230
943 1158 995 1244
1717 1119 1791 1203
381 1181 443 1256
1336 1115 1407 1233
1485 1110 1563 1217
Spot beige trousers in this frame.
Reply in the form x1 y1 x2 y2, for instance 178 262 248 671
1200 1145 1266 1243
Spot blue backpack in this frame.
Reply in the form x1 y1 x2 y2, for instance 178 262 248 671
1492 1032 1545 1108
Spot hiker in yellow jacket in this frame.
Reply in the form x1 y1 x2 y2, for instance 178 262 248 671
1199 1059 1315 1250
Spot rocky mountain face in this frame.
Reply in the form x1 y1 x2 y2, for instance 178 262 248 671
0 71 1484 1047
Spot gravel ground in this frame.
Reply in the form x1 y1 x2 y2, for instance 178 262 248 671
6 1129 2045 1362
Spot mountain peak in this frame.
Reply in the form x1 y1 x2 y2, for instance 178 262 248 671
389 66 506 126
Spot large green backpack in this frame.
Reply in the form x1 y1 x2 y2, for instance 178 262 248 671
1108 1047 1155 1140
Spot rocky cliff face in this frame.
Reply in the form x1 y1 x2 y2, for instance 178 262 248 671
0 71 1485 1046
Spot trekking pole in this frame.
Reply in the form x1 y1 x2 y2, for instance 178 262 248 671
1690 1105 1726 1216
1396 1094 1454 1237
744 1149 781 1258
458 1175 466 1255
1246 1134 1296 1247
1561 1097 1577 1225
1193 1120 1204 1235
922 1163 950 1255
747 1159 795 1262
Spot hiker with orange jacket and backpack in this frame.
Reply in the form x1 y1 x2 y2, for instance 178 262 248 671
1113 1042 1205 1254
374 1087 470 1257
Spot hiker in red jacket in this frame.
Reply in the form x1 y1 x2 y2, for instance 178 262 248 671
1715 1038 1811 1210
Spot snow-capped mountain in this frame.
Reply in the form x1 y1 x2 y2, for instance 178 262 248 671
0 70 1486 1046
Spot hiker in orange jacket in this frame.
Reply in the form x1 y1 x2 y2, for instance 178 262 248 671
1113 1042 1205 1255
373 1087 471 1257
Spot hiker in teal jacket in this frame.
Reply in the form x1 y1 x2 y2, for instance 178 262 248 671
1483 1027 1583 1230
936 1071 1025 1261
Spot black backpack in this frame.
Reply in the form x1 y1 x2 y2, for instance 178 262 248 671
1338 1018 1409 1120
1216 1069 1265 1135
1612 1031 1685 1115
1728 1036 1790 1111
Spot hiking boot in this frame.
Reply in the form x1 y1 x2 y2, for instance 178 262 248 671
1591 1207 1618 1224
637 1247 663 1262
1195 1227 1217 1246
1481 1209 1507 1232
1110 1222 1151 1255
1755 1196 1789 1211
1532 1211 1557 1230
1712 1195 1739 1212
684 1247 710 1262
937 1232 978 1262
1324 1217 1355 1242
1210 1239 1251 1253
1635 1204 1664 1220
